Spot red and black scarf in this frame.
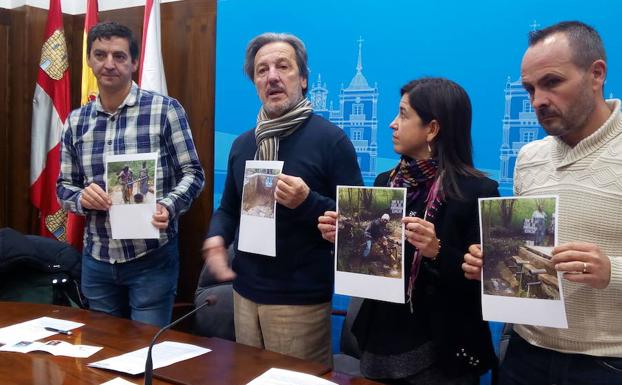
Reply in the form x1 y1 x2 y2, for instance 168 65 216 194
389 156 444 308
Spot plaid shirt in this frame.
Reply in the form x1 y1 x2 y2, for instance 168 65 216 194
57 82 205 262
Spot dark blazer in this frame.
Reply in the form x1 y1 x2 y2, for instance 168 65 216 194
352 171 499 378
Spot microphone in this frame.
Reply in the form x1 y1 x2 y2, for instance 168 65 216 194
144 295 217 385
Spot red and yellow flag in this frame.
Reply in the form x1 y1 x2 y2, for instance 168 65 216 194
81 0 99 104
30 0 71 240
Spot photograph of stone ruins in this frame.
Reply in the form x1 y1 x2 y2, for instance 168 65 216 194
480 197 560 300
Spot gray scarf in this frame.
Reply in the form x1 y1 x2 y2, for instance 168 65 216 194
254 98 313 160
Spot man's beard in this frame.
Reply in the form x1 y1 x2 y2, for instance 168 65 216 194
537 81 595 139
264 91 303 119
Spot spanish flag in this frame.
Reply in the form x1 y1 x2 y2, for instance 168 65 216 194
81 0 99 104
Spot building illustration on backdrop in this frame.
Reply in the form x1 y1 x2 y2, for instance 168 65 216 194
498 76 547 192
310 37 379 185
498 78 617 194
498 20 617 193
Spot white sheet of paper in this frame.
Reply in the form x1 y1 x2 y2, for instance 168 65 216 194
0 340 102 358
247 368 338 385
334 186 407 304
100 378 137 385
0 316 84 345
238 160 284 257
106 152 159 240
87 341 210 375
479 195 568 328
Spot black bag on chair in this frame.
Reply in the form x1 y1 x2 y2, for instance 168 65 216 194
0 227 86 308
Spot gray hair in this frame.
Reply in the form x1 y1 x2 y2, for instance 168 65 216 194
243 32 309 95
528 21 606 70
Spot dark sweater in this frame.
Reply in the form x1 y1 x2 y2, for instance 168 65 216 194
353 171 499 380
208 114 363 305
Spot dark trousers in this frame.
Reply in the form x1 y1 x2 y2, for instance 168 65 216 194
500 332 622 385
81 238 179 328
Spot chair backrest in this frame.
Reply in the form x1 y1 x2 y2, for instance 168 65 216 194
498 323 513 364
340 296 363 358
193 245 235 341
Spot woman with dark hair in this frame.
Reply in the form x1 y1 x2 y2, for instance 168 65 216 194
319 78 498 384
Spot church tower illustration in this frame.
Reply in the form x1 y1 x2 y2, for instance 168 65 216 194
310 37 379 184
498 76 547 192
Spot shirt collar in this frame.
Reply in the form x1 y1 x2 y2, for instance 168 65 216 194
551 99 622 167
93 81 140 115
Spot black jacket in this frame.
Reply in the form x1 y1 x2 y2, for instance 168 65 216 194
207 114 363 305
352 171 499 378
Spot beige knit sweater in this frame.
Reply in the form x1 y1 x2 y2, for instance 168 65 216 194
512 99 622 357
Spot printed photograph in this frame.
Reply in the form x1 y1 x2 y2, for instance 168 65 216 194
241 167 279 218
480 196 559 299
107 160 156 205
336 186 405 278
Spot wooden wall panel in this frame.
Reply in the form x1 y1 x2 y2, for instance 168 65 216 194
0 10 9 228
68 14 85 109
1 0 216 303
6 6 41 235
162 0 216 303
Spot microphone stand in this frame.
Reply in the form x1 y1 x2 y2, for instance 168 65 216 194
144 295 217 385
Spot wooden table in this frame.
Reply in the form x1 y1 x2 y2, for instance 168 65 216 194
0 302 384 385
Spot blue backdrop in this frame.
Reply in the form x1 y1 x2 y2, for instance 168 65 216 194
214 0 621 202
212 0 621 377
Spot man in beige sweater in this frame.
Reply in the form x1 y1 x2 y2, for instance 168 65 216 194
463 21 622 384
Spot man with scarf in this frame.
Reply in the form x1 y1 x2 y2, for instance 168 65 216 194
203 32 362 366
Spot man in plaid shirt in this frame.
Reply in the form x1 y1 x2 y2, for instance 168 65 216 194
57 22 204 327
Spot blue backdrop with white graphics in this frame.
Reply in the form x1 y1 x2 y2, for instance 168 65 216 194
213 0 621 371
214 0 621 204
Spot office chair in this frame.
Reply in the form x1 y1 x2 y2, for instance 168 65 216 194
333 296 363 376
193 246 235 341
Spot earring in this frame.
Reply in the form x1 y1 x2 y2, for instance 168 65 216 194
427 142 432 155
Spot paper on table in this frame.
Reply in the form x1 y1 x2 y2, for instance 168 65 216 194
247 368 338 385
100 378 138 385
88 341 210 375
0 317 84 345
0 340 102 358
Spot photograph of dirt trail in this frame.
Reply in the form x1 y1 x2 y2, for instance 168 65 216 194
336 186 405 279
241 167 279 219
480 196 559 300
107 160 156 205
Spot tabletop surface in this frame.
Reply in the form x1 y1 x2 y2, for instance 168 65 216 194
0 302 333 385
